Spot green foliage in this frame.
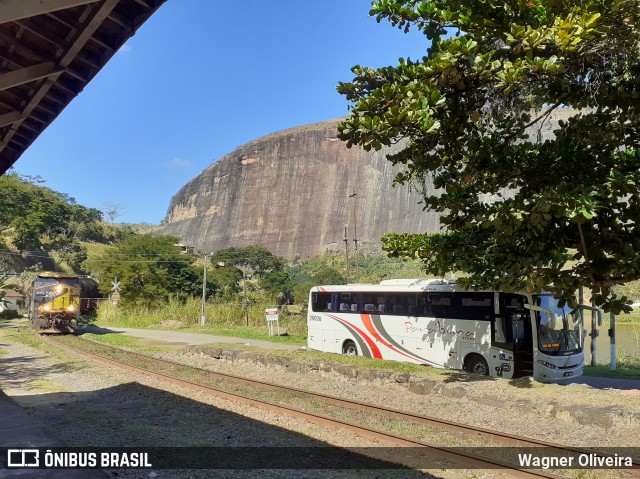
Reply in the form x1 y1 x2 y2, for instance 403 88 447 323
207 265 242 298
0 172 124 273
84 234 202 308
313 266 347 285
288 251 425 285
0 173 102 252
209 246 290 301
260 270 293 302
339 1 640 312
210 245 284 274
95 296 308 340
286 250 427 302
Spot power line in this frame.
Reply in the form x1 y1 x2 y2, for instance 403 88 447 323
83 260 193 263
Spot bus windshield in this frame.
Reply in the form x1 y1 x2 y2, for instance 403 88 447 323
533 294 582 354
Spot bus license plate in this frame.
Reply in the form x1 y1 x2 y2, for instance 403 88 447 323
563 372 573 377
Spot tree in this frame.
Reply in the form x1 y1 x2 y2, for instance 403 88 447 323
338 1 640 312
84 235 201 307
102 202 126 223
313 266 346 286
210 246 285 277
0 173 103 262
207 265 242 298
260 270 293 303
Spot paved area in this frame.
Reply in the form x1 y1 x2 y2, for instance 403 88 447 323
561 374 640 391
0 391 107 478
79 324 305 351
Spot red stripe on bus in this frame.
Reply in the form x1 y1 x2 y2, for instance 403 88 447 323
361 314 425 363
328 314 382 359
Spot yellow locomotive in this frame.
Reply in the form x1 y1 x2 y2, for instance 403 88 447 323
29 273 80 334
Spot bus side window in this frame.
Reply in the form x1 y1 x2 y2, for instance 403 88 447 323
419 294 433 316
430 294 452 317
311 292 333 312
386 293 417 316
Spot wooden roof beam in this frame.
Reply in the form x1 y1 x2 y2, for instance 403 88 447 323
0 62 64 92
0 111 26 127
0 0 100 24
1 0 119 152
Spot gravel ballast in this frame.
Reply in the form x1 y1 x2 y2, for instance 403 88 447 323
0 325 638 479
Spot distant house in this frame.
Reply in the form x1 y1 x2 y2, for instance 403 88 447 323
0 289 26 312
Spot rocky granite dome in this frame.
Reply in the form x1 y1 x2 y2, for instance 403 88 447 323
159 109 575 258
158 119 440 258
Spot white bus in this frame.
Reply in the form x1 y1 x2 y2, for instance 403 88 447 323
307 279 602 382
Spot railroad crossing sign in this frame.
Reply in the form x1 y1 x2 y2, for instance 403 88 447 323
111 277 121 306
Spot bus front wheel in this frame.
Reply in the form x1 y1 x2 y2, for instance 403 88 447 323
342 340 358 356
466 355 489 376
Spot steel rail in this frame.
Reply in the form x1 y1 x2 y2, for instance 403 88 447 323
55 336 638 463
47 337 630 478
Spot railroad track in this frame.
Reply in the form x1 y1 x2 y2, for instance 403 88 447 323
47 336 638 478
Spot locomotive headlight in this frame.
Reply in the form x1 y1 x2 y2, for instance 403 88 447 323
43 305 51 311
66 305 75 312
56 285 63 294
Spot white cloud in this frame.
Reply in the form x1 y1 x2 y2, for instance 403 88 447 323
164 157 192 168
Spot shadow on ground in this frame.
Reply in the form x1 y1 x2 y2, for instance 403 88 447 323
76 324 125 336
0 371 449 478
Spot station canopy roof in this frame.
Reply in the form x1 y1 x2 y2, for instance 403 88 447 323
0 0 166 175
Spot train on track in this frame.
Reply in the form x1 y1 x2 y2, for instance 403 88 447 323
29 273 80 334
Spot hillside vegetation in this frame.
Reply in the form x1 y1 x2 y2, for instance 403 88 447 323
0 172 134 274
0 172 427 308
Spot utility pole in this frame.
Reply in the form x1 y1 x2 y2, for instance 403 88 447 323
201 253 208 326
610 286 617 371
242 265 249 327
349 191 360 283
343 225 350 282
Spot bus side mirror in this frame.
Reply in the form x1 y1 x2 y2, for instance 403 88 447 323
577 305 604 327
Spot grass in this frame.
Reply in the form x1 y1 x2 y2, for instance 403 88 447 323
179 324 306 344
610 312 640 324
92 296 308 344
79 331 177 354
583 354 640 379
25 377 69 394
583 365 640 379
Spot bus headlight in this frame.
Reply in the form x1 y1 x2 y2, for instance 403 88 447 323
537 360 557 369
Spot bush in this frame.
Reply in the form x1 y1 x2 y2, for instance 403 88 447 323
0 310 20 319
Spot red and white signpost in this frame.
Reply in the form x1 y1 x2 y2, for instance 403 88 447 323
265 308 279 336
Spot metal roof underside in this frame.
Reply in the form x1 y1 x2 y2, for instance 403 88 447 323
0 0 166 175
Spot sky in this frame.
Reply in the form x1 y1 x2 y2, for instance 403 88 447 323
16 0 428 225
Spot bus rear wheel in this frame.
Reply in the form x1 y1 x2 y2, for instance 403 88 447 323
466 355 489 376
342 340 358 356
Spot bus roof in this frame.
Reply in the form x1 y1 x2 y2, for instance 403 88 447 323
312 279 463 293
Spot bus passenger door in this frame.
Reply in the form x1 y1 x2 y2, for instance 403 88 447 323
498 294 533 378
490 313 515 379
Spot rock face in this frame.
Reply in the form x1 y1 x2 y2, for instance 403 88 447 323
159 119 440 258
